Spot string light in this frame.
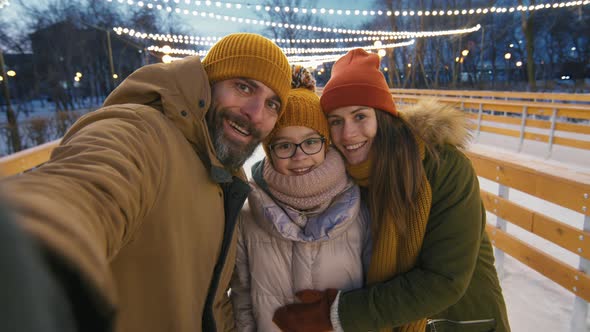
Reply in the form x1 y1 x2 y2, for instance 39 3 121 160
106 0 590 17
114 24 480 46
147 39 413 67
114 27 220 46
107 0 479 36
148 39 413 57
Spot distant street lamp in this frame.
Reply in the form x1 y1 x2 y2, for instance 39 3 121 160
504 53 512 84
6 70 16 77
0 48 21 151
515 61 523 81
113 74 119 79
462 49 469 57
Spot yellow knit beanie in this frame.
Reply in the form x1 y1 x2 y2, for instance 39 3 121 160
263 65 329 158
202 33 292 114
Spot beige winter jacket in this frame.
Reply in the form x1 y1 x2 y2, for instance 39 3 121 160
1 56 248 332
231 174 371 332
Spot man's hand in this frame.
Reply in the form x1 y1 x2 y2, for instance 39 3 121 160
272 288 338 332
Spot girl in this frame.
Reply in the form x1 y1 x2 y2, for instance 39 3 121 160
231 66 370 331
273 49 510 332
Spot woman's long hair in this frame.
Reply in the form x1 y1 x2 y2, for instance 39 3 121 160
368 110 425 236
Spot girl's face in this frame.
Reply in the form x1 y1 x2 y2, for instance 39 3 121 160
327 106 378 165
269 126 326 176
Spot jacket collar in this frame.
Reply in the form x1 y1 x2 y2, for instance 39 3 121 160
102 56 245 183
247 183 361 242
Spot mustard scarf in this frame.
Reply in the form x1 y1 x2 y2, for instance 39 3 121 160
347 142 432 332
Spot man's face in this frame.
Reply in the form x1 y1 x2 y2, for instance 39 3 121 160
207 78 282 170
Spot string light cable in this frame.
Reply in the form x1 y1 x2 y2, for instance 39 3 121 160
147 39 414 63
113 24 479 46
107 0 480 36
107 0 589 17
281 39 415 55
288 54 350 67
147 45 208 56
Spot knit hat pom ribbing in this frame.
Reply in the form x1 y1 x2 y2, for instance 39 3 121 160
291 65 317 92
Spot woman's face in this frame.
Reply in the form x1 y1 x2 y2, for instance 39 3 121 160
327 106 378 165
269 126 326 176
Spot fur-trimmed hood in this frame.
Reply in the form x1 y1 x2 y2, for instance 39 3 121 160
398 99 472 149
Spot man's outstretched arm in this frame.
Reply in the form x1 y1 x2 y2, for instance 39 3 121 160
1 106 165 327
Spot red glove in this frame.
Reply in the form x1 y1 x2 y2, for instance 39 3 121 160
272 288 339 332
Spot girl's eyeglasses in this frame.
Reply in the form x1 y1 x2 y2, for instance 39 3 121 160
269 137 326 159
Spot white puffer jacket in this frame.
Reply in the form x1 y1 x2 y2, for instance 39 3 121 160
231 182 371 332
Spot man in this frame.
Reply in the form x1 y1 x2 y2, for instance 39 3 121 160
0 33 291 332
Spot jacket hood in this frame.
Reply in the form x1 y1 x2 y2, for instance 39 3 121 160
398 98 472 149
247 183 361 243
103 56 237 181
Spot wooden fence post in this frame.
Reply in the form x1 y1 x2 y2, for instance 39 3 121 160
546 108 558 159
493 167 509 279
475 103 483 141
517 106 528 153
570 209 590 332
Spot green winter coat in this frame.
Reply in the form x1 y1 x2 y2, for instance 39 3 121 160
338 100 510 332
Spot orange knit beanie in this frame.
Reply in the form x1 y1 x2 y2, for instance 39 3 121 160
320 48 397 116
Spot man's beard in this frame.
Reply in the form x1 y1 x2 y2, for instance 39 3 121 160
207 107 262 171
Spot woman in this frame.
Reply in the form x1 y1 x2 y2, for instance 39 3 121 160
273 49 510 332
231 66 370 331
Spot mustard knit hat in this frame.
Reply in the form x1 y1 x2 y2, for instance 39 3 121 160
202 33 292 114
263 65 329 158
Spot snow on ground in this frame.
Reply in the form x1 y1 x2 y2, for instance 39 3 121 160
244 132 590 331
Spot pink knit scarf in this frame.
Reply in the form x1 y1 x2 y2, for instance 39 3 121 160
263 149 350 211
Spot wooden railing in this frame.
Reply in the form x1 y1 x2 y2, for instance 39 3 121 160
389 88 590 103
389 89 590 155
0 139 60 177
466 145 590 331
0 89 589 330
